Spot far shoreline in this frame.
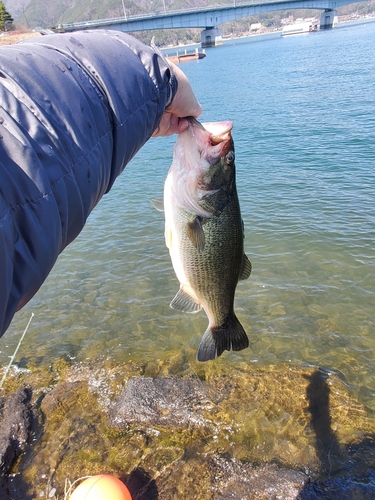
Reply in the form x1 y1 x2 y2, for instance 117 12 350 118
161 14 375 54
0 15 374 50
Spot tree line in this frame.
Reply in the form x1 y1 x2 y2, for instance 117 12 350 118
0 1 13 31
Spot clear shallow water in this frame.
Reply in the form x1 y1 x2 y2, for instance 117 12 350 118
2 22 375 408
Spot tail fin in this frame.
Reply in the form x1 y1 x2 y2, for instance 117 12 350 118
196 315 249 362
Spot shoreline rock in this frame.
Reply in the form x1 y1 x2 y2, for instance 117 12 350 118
1 361 375 498
0 387 33 477
0 387 33 498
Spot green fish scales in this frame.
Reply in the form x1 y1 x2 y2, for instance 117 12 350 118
162 118 251 361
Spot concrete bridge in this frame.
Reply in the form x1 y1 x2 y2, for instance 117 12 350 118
55 0 360 47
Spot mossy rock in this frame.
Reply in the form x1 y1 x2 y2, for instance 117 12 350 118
1 359 375 499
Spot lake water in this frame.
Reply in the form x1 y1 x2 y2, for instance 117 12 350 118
2 21 375 410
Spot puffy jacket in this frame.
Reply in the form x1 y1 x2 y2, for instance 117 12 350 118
0 30 177 336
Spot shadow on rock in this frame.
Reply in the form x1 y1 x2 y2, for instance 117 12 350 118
298 369 375 499
305 369 343 474
124 467 158 500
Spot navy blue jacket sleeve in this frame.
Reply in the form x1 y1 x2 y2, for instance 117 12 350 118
0 30 177 336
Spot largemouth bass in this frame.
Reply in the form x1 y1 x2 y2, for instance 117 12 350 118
162 118 251 362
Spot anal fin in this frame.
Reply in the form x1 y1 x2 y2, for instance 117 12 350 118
170 288 202 313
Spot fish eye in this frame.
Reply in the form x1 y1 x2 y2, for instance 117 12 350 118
226 151 235 163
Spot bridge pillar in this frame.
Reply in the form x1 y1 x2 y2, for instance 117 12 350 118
320 9 338 30
201 27 222 48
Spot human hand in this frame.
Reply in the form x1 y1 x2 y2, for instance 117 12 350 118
152 60 202 137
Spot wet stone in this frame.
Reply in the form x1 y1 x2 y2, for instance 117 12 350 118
109 376 218 429
207 457 309 499
41 380 86 415
299 471 375 500
2 361 375 499
0 387 32 477
153 453 310 500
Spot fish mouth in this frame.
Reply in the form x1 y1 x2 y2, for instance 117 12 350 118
186 117 233 146
202 121 233 144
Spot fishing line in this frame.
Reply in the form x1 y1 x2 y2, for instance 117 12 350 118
0 312 34 389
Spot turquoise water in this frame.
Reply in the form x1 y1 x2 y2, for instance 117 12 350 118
2 22 375 408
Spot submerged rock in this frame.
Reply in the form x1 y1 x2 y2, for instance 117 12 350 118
299 471 375 499
155 454 310 500
109 376 218 429
210 457 309 499
106 372 375 498
1 360 375 499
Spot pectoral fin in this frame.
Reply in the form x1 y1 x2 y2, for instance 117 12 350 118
170 288 202 313
239 254 252 280
187 217 205 253
150 198 164 211
165 223 173 250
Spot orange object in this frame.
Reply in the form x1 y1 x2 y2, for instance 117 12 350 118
69 474 132 500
